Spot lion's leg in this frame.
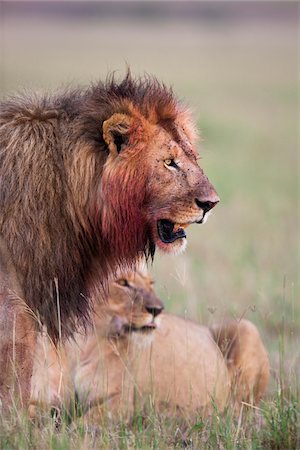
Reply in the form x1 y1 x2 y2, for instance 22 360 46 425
30 334 74 421
210 319 270 407
232 320 270 405
0 291 36 412
80 389 134 425
0 237 37 411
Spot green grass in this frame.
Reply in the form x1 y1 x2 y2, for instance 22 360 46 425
0 11 299 449
1 382 299 449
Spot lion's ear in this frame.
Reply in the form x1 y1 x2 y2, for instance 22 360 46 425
103 113 132 155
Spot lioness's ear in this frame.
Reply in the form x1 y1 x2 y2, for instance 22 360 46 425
103 113 132 155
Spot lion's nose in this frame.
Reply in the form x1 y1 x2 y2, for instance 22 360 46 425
146 305 164 318
195 197 220 214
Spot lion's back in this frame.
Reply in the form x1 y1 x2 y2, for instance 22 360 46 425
132 313 230 416
0 92 68 209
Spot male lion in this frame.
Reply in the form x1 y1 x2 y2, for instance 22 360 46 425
31 271 269 422
0 73 219 407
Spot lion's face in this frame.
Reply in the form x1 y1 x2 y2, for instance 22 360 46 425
102 105 219 257
144 124 219 254
104 270 164 336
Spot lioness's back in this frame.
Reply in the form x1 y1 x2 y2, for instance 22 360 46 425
131 313 230 415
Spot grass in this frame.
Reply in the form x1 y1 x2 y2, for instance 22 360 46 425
0 7 299 449
1 383 299 449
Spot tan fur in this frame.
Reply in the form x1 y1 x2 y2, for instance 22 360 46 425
30 270 164 418
31 272 269 423
129 314 230 418
74 314 231 422
211 319 270 408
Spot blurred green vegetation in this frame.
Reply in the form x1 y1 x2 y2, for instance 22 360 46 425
0 9 299 448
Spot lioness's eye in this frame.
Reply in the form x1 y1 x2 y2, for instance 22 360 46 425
164 159 178 170
117 279 130 287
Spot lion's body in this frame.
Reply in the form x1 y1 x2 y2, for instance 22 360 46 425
130 314 230 417
30 270 164 418
32 318 229 421
133 317 270 417
0 74 219 408
0 89 111 340
31 272 269 422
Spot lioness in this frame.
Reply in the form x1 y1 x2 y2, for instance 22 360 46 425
31 271 269 421
30 269 165 418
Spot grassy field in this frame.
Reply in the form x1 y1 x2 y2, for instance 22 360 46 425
0 8 299 449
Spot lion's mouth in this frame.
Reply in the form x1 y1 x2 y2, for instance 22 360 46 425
123 322 157 334
157 219 189 244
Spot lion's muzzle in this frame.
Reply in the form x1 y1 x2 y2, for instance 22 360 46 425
195 195 220 223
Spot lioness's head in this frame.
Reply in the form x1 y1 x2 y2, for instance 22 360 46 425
84 73 219 259
102 270 164 337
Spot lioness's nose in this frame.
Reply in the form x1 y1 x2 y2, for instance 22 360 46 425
146 305 164 318
195 196 220 214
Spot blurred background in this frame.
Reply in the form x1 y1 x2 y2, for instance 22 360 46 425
1 1 299 392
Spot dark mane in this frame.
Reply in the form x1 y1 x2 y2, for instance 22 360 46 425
0 73 180 340
75 72 180 150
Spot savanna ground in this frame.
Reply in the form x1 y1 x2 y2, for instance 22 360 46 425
0 4 299 449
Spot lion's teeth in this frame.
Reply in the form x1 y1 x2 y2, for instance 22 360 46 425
174 223 189 232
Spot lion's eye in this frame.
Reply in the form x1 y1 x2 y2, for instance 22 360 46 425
164 159 178 170
117 279 130 287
